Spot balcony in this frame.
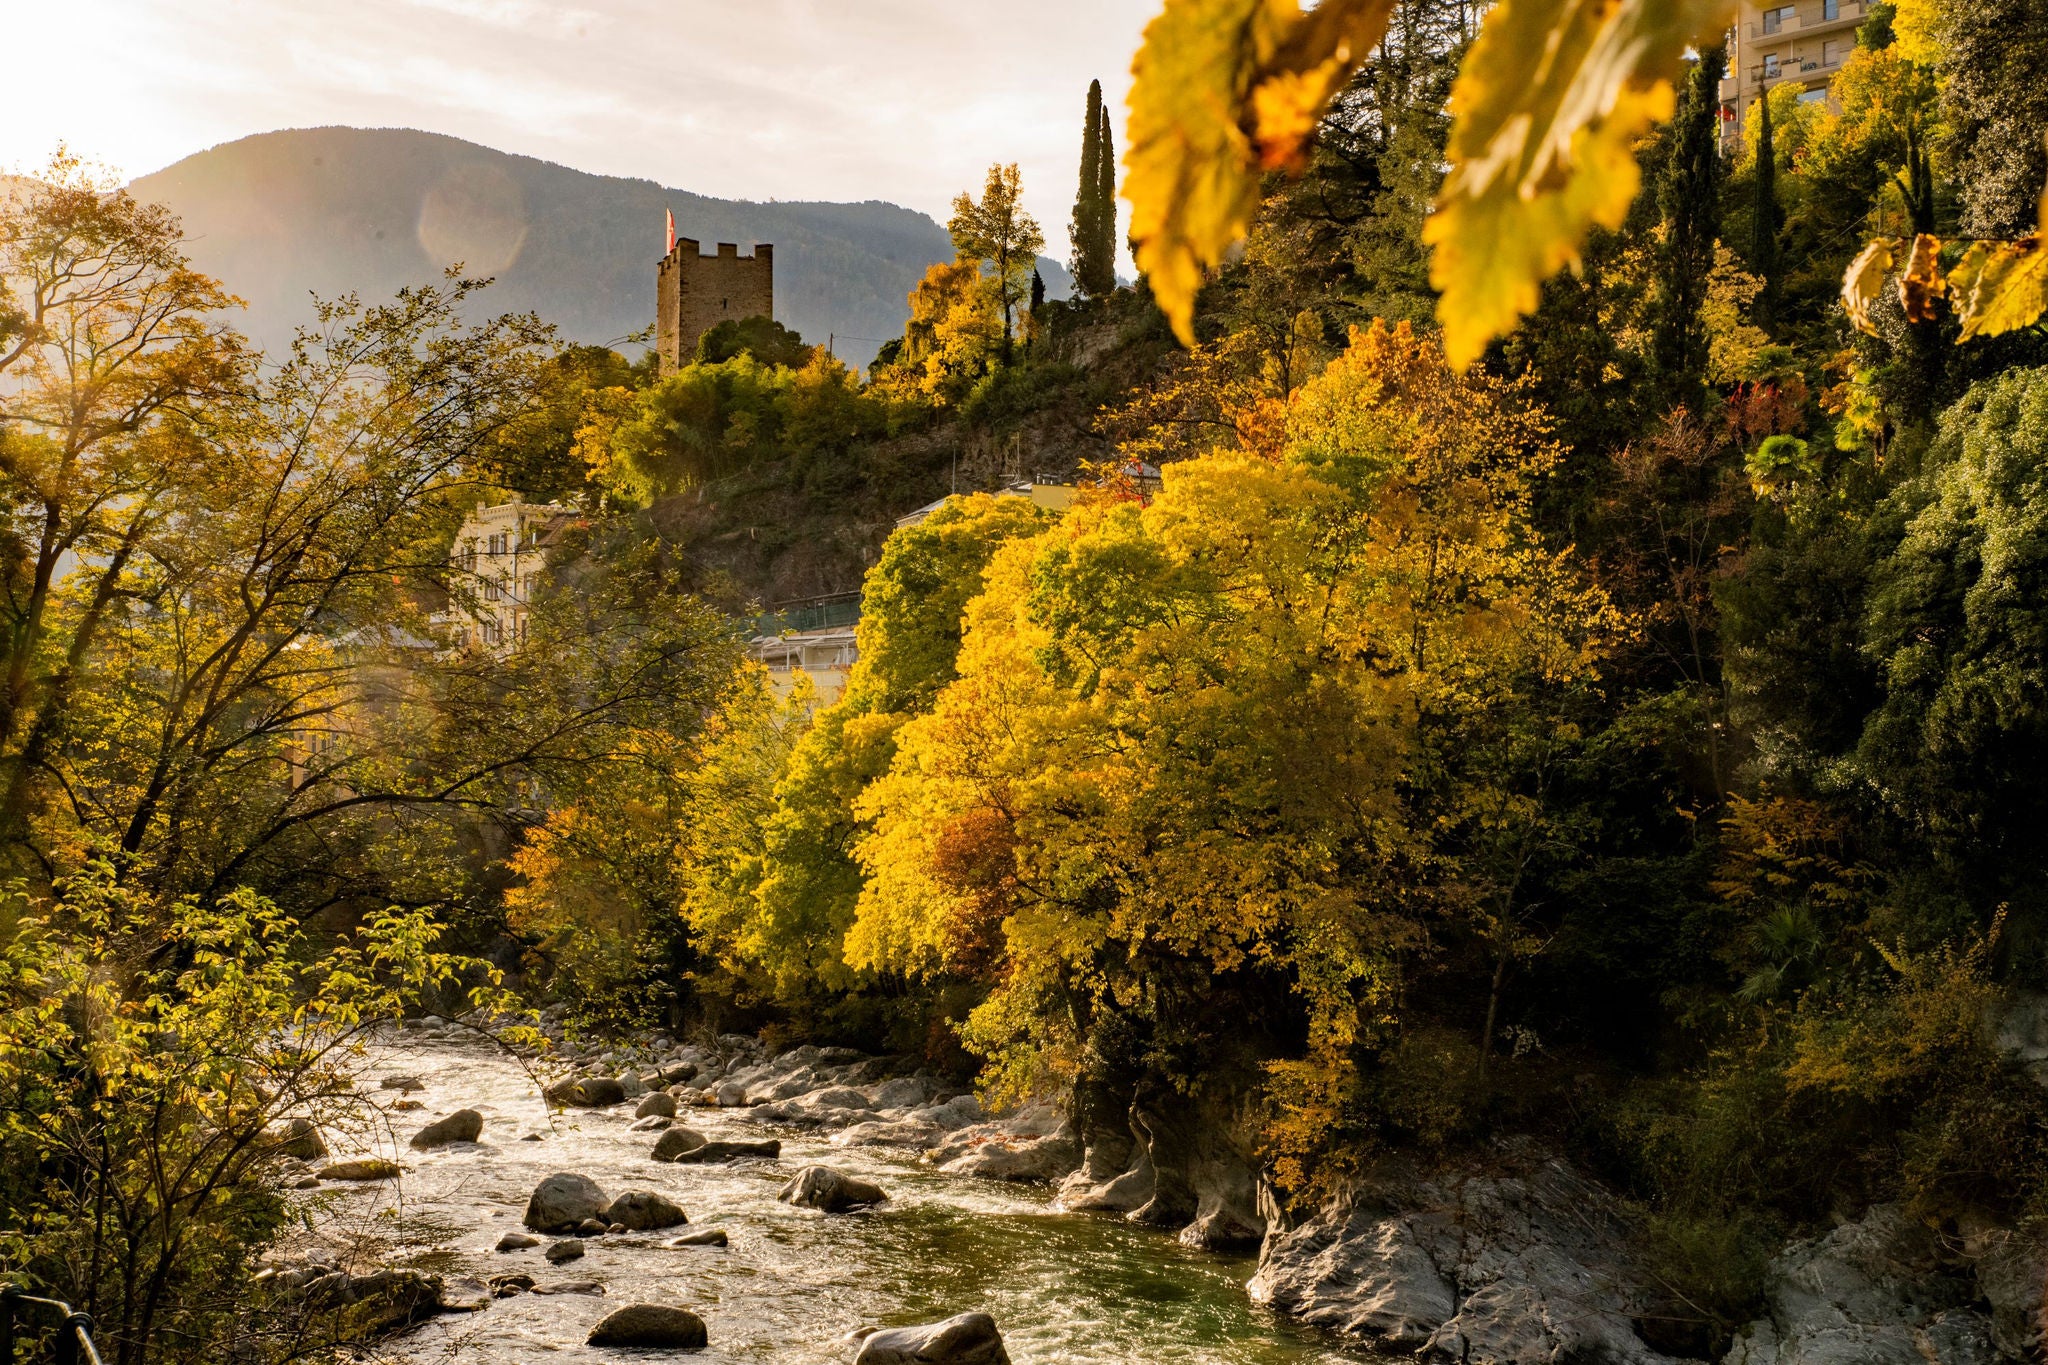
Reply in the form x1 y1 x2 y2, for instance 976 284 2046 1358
1750 0 1866 38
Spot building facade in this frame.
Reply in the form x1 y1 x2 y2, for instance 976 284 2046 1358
656 237 774 375
1721 0 1874 147
447 498 577 652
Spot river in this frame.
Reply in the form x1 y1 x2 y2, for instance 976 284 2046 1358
306 1028 1372 1364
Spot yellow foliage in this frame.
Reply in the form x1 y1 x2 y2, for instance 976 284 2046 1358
1785 913 2004 1099
850 323 1616 1094
889 260 1004 403
1703 245 1771 386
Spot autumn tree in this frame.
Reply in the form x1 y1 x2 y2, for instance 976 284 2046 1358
0 155 245 870
678 492 1056 1021
949 163 1045 353
851 324 1615 1186
880 260 1003 403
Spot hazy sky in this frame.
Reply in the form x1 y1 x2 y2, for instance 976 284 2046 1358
10 0 1157 256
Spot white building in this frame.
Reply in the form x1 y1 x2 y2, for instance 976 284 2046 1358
447 498 577 652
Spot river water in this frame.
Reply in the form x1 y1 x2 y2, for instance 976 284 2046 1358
311 1029 1370 1365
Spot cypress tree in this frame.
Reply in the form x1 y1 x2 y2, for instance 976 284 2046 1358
1654 42 1726 392
1751 92 1782 332
1094 96 1118 288
1071 81 1115 297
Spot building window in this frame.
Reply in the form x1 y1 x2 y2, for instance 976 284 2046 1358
1763 52 1781 77
483 578 502 601
1823 0 1839 18
1762 4 1796 33
482 620 502 645
516 614 528 642
1822 38 1843 65
1798 86 1828 103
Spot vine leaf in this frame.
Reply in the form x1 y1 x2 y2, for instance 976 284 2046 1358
1424 0 1738 370
1842 237 1896 336
1125 0 1397 347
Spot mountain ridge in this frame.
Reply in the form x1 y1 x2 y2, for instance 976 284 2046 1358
129 127 1072 370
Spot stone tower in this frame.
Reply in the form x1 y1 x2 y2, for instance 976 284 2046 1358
656 238 774 375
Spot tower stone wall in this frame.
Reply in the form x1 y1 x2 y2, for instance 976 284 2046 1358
656 238 774 374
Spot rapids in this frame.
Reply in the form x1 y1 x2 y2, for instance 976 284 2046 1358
309 1029 1372 1364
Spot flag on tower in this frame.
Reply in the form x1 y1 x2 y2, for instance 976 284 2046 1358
665 208 676 255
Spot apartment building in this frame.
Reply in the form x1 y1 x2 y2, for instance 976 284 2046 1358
447 498 578 652
1721 0 1873 148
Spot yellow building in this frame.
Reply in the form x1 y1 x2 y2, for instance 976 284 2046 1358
1722 0 1874 146
446 498 578 652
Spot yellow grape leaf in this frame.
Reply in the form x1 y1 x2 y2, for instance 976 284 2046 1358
1949 237 2048 341
1841 236 1896 336
1424 0 1738 370
1125 0 1396 347
1897 233 1944 324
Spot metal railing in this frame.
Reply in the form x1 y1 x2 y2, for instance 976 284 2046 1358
0 1286 104 1365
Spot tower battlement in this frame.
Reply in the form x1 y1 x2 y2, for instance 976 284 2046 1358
656 237 774 374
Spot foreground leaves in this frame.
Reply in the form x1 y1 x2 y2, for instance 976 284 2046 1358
1841 150 2048 340
1423 0 1736 368
1124 0 1739 364
1125 0 1397 346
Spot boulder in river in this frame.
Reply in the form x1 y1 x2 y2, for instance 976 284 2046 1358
544 1076 627 1108
1724 1203 2003 1365
272 1116 327 1160
534 1279 604 1295
714 1080 748 1107
587 1303 708 1348
495 1232 539 1252
669 1138 782 1164
651 1126 708 1161
409 1108 483 1149
1249 1145 1687 1362
436 1277 492 1312
379 1075 425 1092
870 1076 929 1110
524 1172 609 1232
489 1272 535 1297
779 1164 886 1212
576 1218 610 1236
544 1239 585 1264
636 1092 678 1118
630 1115 671 1132
319 1157 401 1181
854 1312 1010 1364
602 1190 688 1231
664 1228 729 1247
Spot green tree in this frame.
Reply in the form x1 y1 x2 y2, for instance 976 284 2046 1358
1071 80 1119 297
696 315 812 368
1750 92 1782 331
949 164 1046 352
1926 0 2048 236
1858 367 2048 898
1654 43 1726 393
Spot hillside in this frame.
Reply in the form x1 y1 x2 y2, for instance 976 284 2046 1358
130 127 1073 371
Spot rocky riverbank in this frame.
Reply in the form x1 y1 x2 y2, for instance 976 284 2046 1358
263 1017 2048 1364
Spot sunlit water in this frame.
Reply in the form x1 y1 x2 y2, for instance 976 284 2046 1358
313 1029 1372 1364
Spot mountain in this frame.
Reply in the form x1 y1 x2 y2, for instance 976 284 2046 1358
129 127 1072 372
